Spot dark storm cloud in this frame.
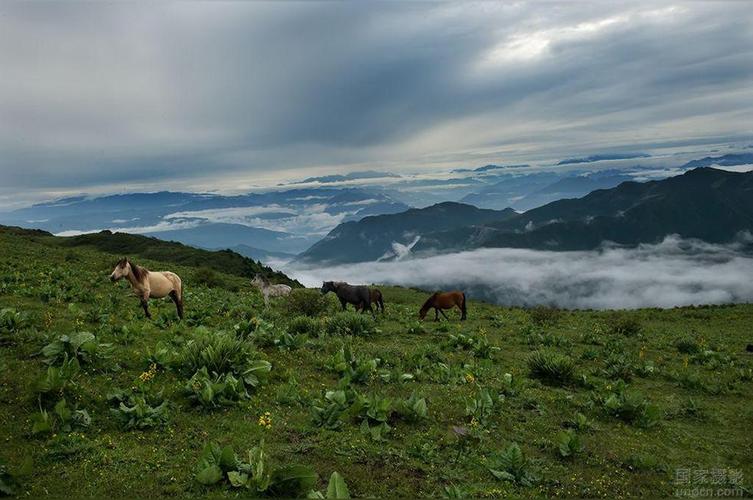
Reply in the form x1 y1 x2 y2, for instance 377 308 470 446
1 2 752 199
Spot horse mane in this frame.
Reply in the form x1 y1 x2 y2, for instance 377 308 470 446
127 258 147 282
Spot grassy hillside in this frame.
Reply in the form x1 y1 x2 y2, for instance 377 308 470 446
0 225 301 288
1 230 752 498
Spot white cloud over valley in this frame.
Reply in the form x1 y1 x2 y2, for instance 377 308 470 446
287 236 753 309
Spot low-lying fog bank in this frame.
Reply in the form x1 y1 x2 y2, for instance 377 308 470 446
284 235 753 309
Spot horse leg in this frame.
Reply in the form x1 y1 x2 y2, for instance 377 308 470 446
364 302 375 318
340 298 347 311
434 308 439 321
169 291 183 320
440 309 450 320
140 297 152 319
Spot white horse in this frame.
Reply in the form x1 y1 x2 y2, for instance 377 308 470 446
251 274 292 307
110 258 184 319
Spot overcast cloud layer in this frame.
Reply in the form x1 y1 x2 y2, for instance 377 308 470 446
1 2 753 204
287 236 753 309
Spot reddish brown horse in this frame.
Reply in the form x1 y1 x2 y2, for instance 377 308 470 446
419 291 466 321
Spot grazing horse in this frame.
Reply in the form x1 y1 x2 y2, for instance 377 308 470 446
356 288 385 314
251 274 292 307
321 281 374 316
109 258 183 319
419 291 467 321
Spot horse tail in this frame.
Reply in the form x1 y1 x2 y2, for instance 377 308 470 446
174 274 184 301
460 292 467 321
171 274 185 319
377 291 384 313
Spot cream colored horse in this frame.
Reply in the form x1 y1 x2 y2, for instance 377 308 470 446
110 258 184 319
251 274 292 307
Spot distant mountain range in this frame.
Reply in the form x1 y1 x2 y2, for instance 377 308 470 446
220 244 296 263
452 164 531 173
145 222 311 254
297 202 517 264
459 170 634 211
680 152 753 169
557 152 651 165
298 168 753 264
295 170 400 184
0 187 409 258
4 148 751 267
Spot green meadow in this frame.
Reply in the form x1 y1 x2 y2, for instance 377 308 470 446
1 229 751 498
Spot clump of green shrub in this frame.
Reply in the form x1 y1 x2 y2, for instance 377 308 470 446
193 267 226 288
35 355 80 399
42 331 112 366
556 429 584 458
176 330 271 401
195 440 317 496
326 345 379 384
176 329 268 378
184 367 250 409
675 335 702 354
31 398 90 436
326 312 376 337
528 306 562 326
568 412 595 432
602 353 637 382
465 387 497 425
443 331 499 359
287 315 323 337
285 289 331 317
527 350 576 386
310 388 352 430
487 443 538 486
623 453 666 472
594 384 662 428
0 307 27 334
309 472 351 499
396 391 428 423
108 388 170 429
607 315 642 336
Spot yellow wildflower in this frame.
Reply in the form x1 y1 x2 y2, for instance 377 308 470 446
465 373 476 384
257 411 272 429
138 363 158 383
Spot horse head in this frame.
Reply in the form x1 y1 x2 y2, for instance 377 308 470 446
110 258 131 282
320 281 335 294
418 292 438 320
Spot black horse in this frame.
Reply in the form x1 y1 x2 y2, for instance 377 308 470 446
321 281 374 316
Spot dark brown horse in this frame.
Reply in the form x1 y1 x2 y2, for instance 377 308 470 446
356 288 385 314
321 281 374 316
419 291 466 321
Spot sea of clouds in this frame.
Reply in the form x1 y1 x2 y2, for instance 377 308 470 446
285 235 753 310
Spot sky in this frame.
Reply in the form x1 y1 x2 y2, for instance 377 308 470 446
1 1 752 205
